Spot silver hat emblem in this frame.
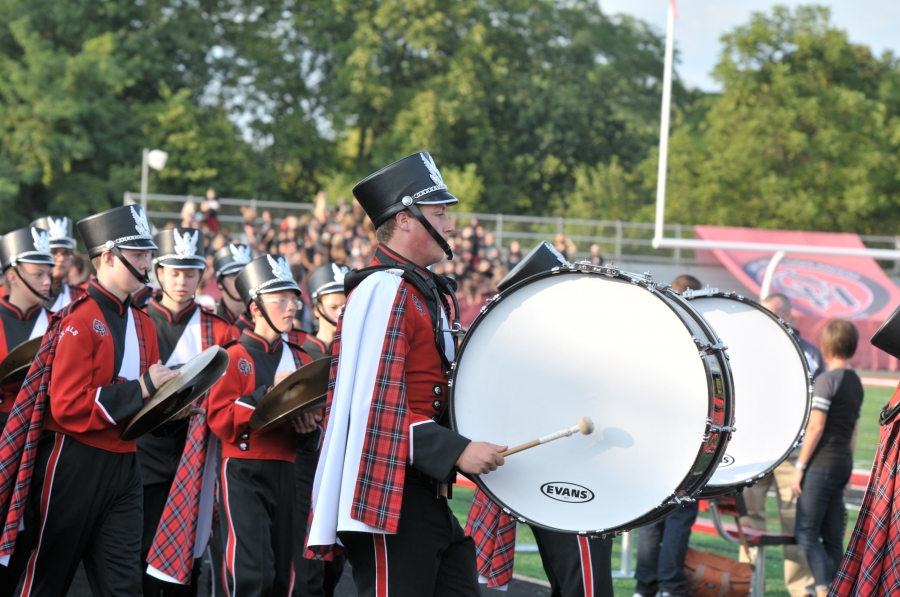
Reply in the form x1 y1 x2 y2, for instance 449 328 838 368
47 217 69 241
332 263 348 284
174 230 199 258
131 206 152 239
268 254 293 282
230 244 252 264
32 228 51 256
420 153 446 188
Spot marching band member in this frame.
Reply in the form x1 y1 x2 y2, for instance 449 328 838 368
300 263 349 360
29 216 85 312
0 205 177 596
292 262 351 597
207 254 319 597
0 227 53 595
139 227 236 596
211 243 253 333
306 152 506 596
0 228 53 431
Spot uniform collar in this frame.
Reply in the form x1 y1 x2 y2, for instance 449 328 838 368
238 312 254 329
216 301 237 325
374 245 433 279
240 329 282 354
0 297 43 321
88 280 133 317
148 298 198 324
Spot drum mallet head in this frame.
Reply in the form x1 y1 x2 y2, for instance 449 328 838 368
501 416 594 457
578 417 594 435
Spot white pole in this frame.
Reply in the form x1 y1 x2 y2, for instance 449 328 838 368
652 0 676 248
760 251 786 300
140 148 149 212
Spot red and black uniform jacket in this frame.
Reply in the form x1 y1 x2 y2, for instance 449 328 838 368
208 331 316 463
0 299 49 414
139 300 236 485
370 245 469 478
43 280 160 453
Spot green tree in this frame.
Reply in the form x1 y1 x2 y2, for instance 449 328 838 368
658 5 900 234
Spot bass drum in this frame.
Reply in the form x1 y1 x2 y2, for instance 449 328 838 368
684 290 812 498
450 263 734 535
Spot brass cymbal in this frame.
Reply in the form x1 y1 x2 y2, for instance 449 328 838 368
250 357 331 430
0 337 42 386
121 346 230 441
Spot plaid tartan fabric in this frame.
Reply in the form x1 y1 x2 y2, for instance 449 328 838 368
465 488 517 588
830 384 900 596
305 282 411 561
350 284 410 531
0 297 96 557
146 312 217 584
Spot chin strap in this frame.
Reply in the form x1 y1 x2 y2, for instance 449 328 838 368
314 300 338 327
251 296 288 336
218 276 244 304
405 201 453 261
108 245 150 284
11 265 51 302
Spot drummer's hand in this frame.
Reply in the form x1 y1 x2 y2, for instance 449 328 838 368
457 442 507 475
274 370 292 386
139 361 180 399
791 468 804 497
291 412 319 434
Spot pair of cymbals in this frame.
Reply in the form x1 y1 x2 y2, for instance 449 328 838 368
122 346 231 440
0 337 42 387
249 357 331 430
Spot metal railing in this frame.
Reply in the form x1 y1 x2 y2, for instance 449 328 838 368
124 192 900 272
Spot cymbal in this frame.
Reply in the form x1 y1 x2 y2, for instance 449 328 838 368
250 357 331 430
121 346 230 441
0 337 42 386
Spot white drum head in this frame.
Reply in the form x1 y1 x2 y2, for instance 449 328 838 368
690 297 810 488
452 274 713 533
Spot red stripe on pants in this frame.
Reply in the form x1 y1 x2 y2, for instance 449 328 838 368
21 433 65 597
373 534 388 597
577 535 594 597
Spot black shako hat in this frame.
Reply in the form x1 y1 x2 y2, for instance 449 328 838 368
153 227 206 270
236 254 301 334
497 241 569 292
235 254 300 306
30 216 75 250
352 151 458 260
308 262 351 302
77 205 158 284
0 226 55 301
213 243 253 279
0 227 55 273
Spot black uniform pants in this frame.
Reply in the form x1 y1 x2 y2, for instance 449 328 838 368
339 472 480 597
220 458 294 597
142 481 201 597
21 431 143 597
292 450 346 597
531 526 614 597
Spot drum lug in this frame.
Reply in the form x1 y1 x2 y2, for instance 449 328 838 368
709 424 736 434
681 286 719 298
486 294 501 304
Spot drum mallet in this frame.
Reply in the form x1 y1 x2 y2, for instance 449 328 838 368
500 417 594 457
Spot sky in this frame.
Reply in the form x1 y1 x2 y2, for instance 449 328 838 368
598 1 900 91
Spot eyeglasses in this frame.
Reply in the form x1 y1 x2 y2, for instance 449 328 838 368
261 297 302 310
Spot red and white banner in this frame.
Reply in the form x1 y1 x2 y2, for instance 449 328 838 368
694 226 900 370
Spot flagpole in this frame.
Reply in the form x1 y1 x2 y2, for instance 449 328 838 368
652 0 677 248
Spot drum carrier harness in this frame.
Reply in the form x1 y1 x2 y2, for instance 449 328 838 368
344 263 462 371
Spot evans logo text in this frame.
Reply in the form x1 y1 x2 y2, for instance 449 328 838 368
540 482 594 503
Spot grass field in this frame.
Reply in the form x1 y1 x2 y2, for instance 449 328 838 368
448 385 893 596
